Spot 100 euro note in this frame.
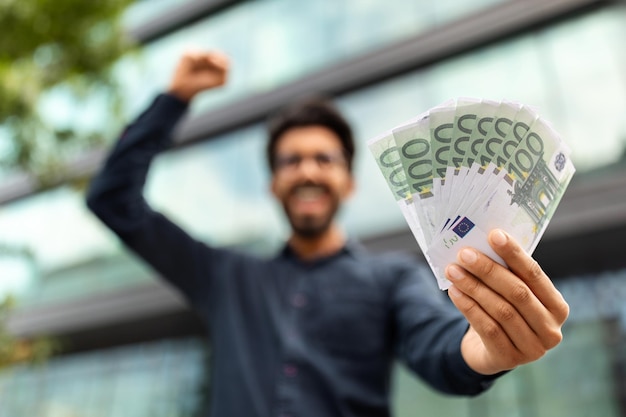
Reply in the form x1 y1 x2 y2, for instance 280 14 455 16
367 131 428 251
441 101 536 232
427 114 575 289
368 98 575 290
391 112 442 245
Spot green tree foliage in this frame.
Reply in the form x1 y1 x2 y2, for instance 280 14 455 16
0 296 58 368
0 0 134 369
0 0 134 183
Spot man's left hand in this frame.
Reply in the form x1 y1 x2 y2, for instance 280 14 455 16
445 229 569 376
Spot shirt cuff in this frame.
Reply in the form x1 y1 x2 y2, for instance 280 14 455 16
155 92 190 116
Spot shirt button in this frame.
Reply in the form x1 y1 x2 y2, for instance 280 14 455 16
283 364 298 377
291 293 308 308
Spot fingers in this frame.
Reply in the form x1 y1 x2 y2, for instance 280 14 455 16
445 231 570 373
204 51 230 71
448 286 537 373
448 245 566 348
183 50 230 72
447 265 550 367
449 248 547 331
169 49 230 101
487 229 569 324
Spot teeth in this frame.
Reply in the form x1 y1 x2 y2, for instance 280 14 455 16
294 186 325 201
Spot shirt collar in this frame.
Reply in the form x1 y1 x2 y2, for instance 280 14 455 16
277 238 364 263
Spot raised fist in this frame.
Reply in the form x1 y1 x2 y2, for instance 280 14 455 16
167 50 230 102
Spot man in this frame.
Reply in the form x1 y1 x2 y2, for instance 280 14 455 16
86 51 569 417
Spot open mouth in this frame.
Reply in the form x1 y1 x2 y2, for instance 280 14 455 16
292 184 328 201
288 184 332 213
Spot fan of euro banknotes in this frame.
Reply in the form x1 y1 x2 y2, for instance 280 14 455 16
368 98 576 290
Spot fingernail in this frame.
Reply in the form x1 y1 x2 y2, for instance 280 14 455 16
448 285 462 298
446 264 465 281
459 248 477 264
491 229 507 247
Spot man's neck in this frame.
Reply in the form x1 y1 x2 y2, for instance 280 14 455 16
288 224 347 261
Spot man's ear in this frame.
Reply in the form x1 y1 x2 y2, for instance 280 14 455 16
343 175 356 200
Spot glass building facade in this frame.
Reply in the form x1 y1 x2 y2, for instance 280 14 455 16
1 0 626 416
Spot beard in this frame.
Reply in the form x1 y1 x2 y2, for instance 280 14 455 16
281 183 340 239
285 208 337 238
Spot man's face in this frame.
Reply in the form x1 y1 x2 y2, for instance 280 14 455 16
271 125 354 238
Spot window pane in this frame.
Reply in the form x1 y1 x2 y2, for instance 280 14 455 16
0 338 207 417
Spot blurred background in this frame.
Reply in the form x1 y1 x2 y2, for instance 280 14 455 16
1 0 626 416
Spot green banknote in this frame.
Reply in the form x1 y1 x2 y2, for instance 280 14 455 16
449 98 484 170
367 130 426 249
367 98 575 289
392 113 434 199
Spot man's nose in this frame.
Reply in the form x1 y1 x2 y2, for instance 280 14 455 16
297 157 324 177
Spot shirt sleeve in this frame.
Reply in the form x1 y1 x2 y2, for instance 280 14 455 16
85 93 229 307
389 258 504 396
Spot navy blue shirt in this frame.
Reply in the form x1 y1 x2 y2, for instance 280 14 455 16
86 94 500 417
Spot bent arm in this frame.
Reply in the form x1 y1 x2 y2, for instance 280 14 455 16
86 93 187 234
87 50 231 305
86 94 214 304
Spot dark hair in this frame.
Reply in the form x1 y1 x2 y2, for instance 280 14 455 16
266 96 355 173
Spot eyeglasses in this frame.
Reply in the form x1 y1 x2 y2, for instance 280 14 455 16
274 151 347 172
